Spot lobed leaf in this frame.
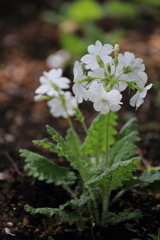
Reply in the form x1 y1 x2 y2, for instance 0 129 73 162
24 204 87 223
140 170 160 183
65 128 82 157
20 149 73 183
46 125 91 180
108 117 140 165
33 138 63 156
81 112 117 158
107 209 142 225
86 157 140 193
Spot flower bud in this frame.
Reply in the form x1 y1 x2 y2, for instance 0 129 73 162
114 44 120 53
106 63 111 74
123 66 133 74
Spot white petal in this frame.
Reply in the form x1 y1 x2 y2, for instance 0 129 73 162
81 54 93 64
35 84 49 94
130 92 139 107
100 44 113 55
40 76 48 84
93 100 103 112
49 68 62 80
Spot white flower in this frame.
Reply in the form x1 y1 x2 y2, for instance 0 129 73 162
130 83 152 109
118 52 145 81
72 61 88 103
35 69 70 96
47 92 77 118
46 50 70 68
110 64 128 92
81 40 113 69
34 94 43 102
135 71 148 88
88 81 122 114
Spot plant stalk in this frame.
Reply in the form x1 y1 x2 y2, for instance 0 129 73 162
61 180 77 199
89 190 100 225
106 111 110 166
102 187 110 226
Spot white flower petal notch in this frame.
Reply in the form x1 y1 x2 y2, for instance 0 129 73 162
81 40 113 70
35 68 71 96
72 61 88 103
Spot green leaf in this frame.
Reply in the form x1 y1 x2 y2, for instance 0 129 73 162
108 118 140 165
107 209 142 225
24 204 87 223
65 0 103 23
86 157 140 193
20 149 73 183
116 118 139 141
81 112 117 158
65 128 81 157
70 192 91 210
140 170 160 183
33 138 63 156
148 234 158 240
46 125 91 180
60 32 86 56
103 1 137 18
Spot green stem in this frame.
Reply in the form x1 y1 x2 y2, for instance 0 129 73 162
89 190 100 225
61 94 75 133
81 114 99 165
61 180 77 199
102 186 110 226
81 120 89 136
106 111 110 166
91 223 95 240
111 188 126 205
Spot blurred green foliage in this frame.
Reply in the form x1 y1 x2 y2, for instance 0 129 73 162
65 0 104 23
40 0 160 60
103 1 138 18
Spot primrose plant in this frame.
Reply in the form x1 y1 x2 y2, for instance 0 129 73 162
21 40 153 230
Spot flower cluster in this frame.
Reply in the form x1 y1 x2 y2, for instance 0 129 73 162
35 40 152 117
35 68 77 118
72 40 152 113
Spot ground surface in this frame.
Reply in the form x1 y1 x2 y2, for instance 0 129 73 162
0 1 160 239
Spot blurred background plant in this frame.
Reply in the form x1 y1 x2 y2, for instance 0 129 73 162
38 0 160 68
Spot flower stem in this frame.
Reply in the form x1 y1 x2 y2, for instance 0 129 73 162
89 190 100 225
102 185 110 226
80 112 99 165
106 111 110 166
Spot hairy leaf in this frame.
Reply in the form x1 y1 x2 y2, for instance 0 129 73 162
116 118 138 141
86 157 140 193
70 192 91 210
20 149 73 183
46 125 91 180
107 209 142 225
108 118 140 165
140 170 160 183
24 204 87 223
33 138 63 156
81 112 117 158
65 128 82 157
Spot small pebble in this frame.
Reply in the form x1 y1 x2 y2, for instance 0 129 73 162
7 222 14 227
